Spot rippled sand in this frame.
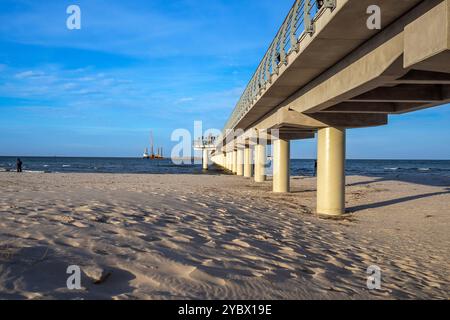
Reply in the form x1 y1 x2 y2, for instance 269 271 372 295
0 171 448 299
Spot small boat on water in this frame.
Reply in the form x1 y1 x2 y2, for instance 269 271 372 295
143 131 164 160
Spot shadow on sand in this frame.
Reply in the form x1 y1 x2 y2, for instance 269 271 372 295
0 246 136 299
347 188 450 213
289 173 450 213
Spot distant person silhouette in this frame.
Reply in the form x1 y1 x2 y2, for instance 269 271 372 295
314 160 317 177
16 158 23 173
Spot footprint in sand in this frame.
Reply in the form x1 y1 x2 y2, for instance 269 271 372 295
51 215 75 224
54 238 81 248
75 205 93 213
72 221 88 228
196 202 209 208
95 216 109 224
139 235 161 242
93 249 109 256
222 244 241 251
231 239 251 248
163 260 227 286
201 259 215 266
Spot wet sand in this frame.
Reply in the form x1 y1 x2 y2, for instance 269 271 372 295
0 171 448 299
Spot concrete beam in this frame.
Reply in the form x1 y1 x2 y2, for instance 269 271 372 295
253 108 388 131
322 102 396 113
349 85 445 103
321 102 427 114
391 70 450 85
289 33 405 114
404 0 450 73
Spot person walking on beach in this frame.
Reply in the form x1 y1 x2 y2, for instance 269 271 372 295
16 158 23 173
314 160 317 177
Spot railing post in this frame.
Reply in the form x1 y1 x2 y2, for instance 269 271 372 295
258 67 264 93
291 0 301 53
264 55 270 88
279 19 288 66
267 53 272 81
271 42 279 76
321 0 336 9
304 0 314 35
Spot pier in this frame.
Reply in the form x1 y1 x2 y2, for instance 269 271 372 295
194 135 217 170
209 0 450 216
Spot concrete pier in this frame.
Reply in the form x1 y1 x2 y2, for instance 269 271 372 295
236 147 244 176
317 127 346 216
232 150 237 174
254 143 266 183
202 149 209 170
209 0 449 216
273 138 290 193
244 145 253 178
220 153 225 168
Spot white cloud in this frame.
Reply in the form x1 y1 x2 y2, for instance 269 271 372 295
176 97 194 104
62 82 77 90
77 76 95 82
15 71 36 79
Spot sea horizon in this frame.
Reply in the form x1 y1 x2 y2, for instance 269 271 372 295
1 156 449 177
1 155 449 161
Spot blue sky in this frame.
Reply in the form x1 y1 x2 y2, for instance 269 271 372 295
0 0 449 159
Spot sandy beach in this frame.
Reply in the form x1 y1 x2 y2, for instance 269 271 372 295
0 170 448 300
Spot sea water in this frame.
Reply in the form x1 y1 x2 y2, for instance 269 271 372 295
1 157 449 178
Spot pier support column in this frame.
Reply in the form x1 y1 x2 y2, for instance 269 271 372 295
236 148 244 176
317 127 346 216
273 138 290 193
244 145 253 178
221 153 226 169
254 143 266 183
202 149 209 170
230 151 234 172
233 150 237 174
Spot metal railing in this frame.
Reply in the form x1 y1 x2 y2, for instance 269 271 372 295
193 135 219 149
222 0 336 133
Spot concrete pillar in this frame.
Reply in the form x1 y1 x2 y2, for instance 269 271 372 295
317 127 346 216
273 138 290 193
225 152 229 170
232 150 237 174
230 151 234 172
244 145 253 178
223 152 226 170
236 148 244 176
254 143 266 182
202 149 209 170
